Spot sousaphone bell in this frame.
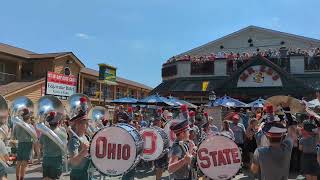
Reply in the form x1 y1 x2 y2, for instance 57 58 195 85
36 95 67 153
10 96 38 141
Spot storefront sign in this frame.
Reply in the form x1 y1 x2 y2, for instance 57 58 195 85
237 65 282 87
46 71 77 97
99 64 117 84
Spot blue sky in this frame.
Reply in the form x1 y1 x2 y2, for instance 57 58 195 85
1 0 319 88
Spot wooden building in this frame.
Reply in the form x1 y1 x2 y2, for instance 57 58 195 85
0 43 152 105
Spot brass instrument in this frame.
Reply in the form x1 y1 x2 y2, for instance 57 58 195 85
88 106 108 134
266 95 305 114
36 95 67 153
10 96 38 141
67 93 93 140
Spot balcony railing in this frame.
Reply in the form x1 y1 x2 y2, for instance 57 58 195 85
0 72 16 85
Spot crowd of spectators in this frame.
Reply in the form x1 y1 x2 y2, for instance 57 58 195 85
165 47 320 73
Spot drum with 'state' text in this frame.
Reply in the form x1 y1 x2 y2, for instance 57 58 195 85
197 135 242 180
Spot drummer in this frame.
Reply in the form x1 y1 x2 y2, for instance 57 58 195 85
40 112 66 180
168 120 193 180
251 120 294 180
13 108 34 180
68 112 91 180
152 116 168 180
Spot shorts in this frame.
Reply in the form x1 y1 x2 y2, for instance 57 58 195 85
301 153 320 175
70 169 89 180
154 154 168 169
42 157 62 179
17 142 33 161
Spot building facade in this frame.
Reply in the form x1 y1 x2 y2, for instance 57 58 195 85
152 26 320 104
0 43 151 105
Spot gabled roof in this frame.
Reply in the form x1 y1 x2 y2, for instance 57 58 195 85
0 78 45 96
176 25 320 57
80 68 152 90
0 43 35 57
0 43 85 67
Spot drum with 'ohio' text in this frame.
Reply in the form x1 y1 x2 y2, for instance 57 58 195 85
140 126 169 161
90 123 143 176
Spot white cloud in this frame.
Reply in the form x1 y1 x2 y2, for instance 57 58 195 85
75 33 91 39
270 17 281 29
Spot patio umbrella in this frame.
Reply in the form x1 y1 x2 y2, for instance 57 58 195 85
308 99 320 108
167 96 198 109
209 96 247 108
112 97 138 104
247 98 266 108
137 94 175 106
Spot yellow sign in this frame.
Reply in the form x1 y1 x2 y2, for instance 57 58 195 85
202 81 209 91
98 64 117 84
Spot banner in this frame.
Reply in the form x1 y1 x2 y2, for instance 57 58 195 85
46 71 77 97
99 64 117 84
202 81 209 91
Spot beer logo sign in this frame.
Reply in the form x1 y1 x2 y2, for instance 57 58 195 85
237 65 282 87
253 72 264 83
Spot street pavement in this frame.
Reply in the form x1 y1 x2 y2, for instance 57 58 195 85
7 163 306 180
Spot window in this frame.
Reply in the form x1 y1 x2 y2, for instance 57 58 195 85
162 65 177 77
0 63 5 81
64 67 71 76
191 61 214 75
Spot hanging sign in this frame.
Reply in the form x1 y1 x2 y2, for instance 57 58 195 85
237 65 282 87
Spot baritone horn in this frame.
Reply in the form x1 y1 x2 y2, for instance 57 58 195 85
0 95 9 140
10 96 38 141
36 95 67 153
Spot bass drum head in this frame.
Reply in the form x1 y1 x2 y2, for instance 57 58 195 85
197 135 242 180
140 127 169 161
164 119 182 147
90 124 141 176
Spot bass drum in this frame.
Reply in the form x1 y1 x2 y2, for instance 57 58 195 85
90 123 143 177
197 135 242 180
140 126 169 161
164 119 183 147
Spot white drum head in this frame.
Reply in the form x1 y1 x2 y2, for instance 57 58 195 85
90 126 137 176
140 127 164 161
197 135 241 179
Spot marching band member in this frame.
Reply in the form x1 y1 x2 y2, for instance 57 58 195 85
229 114 246 150
68 112 91 180
0 111 9 180
40 112 66 180
13 108 34 180
299 120 320 180
221 120 235 140
251 119 295 180
152 117 168 180
0 139 8 180
168 120 193 180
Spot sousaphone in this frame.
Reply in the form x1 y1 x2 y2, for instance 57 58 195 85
88 106 108 133
266 95 305 114
10 96 38 141
67 93 94 136
36 95 67 153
